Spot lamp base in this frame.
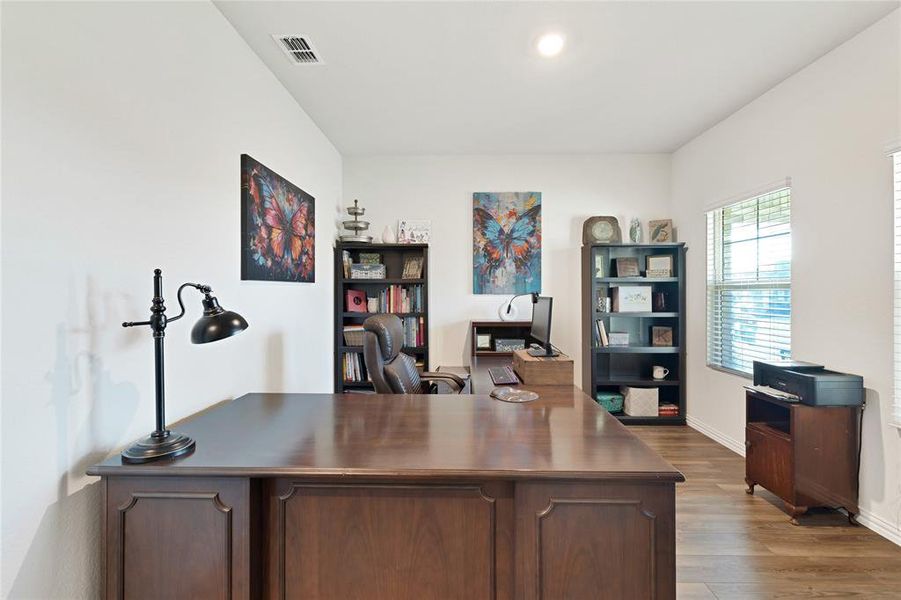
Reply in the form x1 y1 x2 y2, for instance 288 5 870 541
121 431 195 464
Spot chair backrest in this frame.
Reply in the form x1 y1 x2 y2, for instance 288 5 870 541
362 314 425 394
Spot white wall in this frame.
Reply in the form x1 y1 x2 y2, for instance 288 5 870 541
344 155 671 380
671 11 901 542
0 2 342 597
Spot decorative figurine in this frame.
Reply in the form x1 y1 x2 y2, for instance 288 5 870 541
629 218 642 243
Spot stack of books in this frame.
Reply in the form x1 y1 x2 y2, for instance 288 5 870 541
658 403 679 417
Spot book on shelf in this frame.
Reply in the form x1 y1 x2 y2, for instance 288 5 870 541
376 284 424 313
402 255 424 279
345 289 367 312
342 352 371 383
658 403 679 416
401 316 425 348
595 319 609 347
342 250 352 278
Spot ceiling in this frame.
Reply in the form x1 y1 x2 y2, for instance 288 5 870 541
216 1 898 156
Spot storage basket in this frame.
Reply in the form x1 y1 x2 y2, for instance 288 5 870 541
343 327 366 347
595 392 624 413
621 386 658 417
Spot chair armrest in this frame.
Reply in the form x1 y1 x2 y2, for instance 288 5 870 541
420 372 466 393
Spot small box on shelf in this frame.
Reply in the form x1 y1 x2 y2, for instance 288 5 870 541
612 286 652 312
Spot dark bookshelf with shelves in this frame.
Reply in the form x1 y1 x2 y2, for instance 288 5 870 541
334 243 430 392
581 243 687 425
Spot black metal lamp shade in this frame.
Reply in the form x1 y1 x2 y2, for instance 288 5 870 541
191 294 249 344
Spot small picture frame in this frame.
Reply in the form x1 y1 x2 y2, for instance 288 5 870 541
594 261 605 278
476 333 492 350
615 257 640 277
398 220 431 244
495 338 526 352
649 219 674 243
402 256 424 279
652 326 674 347
646 255 673 278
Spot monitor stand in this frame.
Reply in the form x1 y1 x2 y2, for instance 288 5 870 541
527 344 559 358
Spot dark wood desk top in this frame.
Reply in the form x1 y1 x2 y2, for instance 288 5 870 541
88 391 683 482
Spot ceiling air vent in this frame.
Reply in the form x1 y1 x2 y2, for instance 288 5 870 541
272 35 323 65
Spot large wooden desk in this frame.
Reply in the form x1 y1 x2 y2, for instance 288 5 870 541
89 391 682 599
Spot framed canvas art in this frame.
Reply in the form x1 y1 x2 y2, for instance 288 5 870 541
472 192 542 295
241 154 315 282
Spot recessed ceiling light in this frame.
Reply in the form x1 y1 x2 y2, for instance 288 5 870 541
536 33 565 57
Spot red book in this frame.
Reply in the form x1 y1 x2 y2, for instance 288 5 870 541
345 289 367 312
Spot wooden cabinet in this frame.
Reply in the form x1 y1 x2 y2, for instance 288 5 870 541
744 390 860 524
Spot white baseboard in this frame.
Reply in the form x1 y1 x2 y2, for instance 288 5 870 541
685 414 901 548
855 508 901 547
685 414 745 456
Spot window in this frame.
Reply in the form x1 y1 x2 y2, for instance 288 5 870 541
706 186 791 375
893 151 901 425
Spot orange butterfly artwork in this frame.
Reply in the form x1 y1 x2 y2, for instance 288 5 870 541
241 154 315 282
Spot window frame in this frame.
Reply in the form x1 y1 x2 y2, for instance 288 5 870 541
705 185 792 378
892 150 901 427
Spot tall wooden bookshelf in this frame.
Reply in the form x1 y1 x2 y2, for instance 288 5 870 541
334 243 430 392
581 243 687 425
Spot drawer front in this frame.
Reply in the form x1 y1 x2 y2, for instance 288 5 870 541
746 427 793 501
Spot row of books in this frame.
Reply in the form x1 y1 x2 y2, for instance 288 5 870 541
401 316 426 348
374 285 424 313
342 352 370 383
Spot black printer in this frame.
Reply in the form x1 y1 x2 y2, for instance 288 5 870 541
752 360 864 407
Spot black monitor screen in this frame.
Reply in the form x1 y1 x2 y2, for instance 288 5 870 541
530 296 553 347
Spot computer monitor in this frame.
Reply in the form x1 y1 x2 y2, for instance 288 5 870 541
528 296 558 357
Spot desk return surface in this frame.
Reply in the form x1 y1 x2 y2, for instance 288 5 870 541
89 392 683 600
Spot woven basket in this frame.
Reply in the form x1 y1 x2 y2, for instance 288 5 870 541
343 328 366 346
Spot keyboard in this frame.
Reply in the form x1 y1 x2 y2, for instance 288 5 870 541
488 366 519 386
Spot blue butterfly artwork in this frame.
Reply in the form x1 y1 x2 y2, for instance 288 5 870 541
473 192 542 294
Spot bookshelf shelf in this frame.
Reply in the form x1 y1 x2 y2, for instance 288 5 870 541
335 243 430 392
595 277 678 283
582 243 687 425
342 278 425 285
593 346 680 354
595 312 679 318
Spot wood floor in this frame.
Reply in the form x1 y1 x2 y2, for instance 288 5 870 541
630 426 901 599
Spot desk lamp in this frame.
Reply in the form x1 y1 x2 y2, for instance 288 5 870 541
120 268 248 463
498 292 538 321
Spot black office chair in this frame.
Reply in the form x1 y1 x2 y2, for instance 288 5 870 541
362 314 465 394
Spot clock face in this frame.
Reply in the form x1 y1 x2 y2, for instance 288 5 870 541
592 220 614 241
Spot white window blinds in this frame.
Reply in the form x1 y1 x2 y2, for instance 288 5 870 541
706 187 792 375
893 151 901 425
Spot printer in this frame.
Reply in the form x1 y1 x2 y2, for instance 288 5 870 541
752 360 864 407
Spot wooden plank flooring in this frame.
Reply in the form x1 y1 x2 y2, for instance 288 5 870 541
630 426 901 599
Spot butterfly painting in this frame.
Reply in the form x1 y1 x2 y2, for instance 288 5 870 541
241 154 315 282
473 192 541 294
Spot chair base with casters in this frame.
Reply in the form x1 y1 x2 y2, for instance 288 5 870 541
362 314 465 394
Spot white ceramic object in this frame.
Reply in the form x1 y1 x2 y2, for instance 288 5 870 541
381 225 396 243
498 301 520 321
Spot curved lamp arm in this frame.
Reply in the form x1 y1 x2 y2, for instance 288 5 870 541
505 292 539 315
166 283 211 324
